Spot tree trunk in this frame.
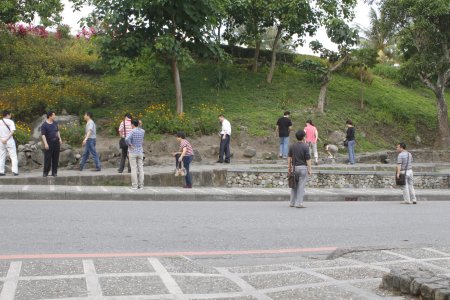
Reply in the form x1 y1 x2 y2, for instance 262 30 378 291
317 75 330 113
266 26 282 84
171 57 183 114
434 88 450 148
252 40 261 72
360 66 364 110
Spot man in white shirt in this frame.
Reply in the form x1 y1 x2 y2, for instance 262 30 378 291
0 110 19 176
217 114 231 163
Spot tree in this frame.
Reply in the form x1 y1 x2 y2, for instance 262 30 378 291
351 47 378 110
72 0 223 114
265 0 357 84
223 0 271 72
298 18 359 113
380 0 450 148
0 0 63 26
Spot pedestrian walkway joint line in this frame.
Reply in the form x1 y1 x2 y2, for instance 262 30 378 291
82 259 103 298
382 249 450 273
422 247 450 256
0 261 22 300
147 257 183 296
216 267 272 300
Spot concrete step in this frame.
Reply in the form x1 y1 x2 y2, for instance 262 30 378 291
0 185 448 201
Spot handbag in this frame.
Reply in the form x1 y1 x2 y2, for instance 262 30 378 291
119 119 128 149
343 140 349 147
396 153 410 186
174 161 186 177
288 159 298 189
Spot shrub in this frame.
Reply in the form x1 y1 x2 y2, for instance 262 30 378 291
372 64 401 81
59 123 85 145
14 122 31 145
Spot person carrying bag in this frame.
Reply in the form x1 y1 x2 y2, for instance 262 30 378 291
118 113 132 173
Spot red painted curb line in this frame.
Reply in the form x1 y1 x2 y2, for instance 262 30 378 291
0 247 337 260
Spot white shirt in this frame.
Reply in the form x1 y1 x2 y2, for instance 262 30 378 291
221 119 231 136
0 118 16 142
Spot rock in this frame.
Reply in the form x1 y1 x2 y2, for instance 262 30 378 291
193 149 202 162
328 131 347 146
31 114 79 140
243 147 256 158
60 143 72 152
97 150 114 161
209 145 220 156
17 152 27 167
262 151 277 160
109 144 121 157
75 154 81 160
415 135 422 144
30 150 44 165
18 145 25 152
59 149 76 166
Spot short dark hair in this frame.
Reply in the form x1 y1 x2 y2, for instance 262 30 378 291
124 113 132 119
46 111 55 119
218 114 224 118
131 119 139 127
176 131 186 139
397 142 406 149
324 143 329 147
284 111 290 116
306 119 313 125
85 111 93 119
346 119 353 125
2 110 10 117
295 130 306 141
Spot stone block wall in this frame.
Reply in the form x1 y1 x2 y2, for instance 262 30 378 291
226 170 450 189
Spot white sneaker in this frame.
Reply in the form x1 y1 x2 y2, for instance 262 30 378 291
400 201 412 204
131 186 138 190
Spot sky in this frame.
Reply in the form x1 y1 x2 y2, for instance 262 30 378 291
59 0 374 55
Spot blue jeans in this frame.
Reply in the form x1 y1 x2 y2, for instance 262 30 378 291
347 140 356 164
279 137 289 158
80 138 101 170
175 154 193 187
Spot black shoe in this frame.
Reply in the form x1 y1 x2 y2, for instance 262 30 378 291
118 170 123 174
224 161 230 163
0 173 5 176
92 168 101 172
216 160 223 163
51 174 57 177
13 173 19 176
43 174 48 177
128 170 131 173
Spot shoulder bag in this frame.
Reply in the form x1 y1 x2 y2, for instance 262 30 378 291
119 119 128 149
395 153 409 186
288 152 299 189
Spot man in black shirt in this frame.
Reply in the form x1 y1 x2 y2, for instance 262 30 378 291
276 111 292 159
41 111 62 177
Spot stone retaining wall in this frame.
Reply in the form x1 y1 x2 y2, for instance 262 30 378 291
226 170 450 189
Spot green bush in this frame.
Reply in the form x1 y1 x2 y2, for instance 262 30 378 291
372 64 401 81
13 122 31 145
59 123 85 145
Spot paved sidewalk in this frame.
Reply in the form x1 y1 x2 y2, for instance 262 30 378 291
0 185 449 201
1 246 449 299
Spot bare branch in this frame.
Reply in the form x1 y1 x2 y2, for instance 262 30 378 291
330 55 349 72
418 72 436 91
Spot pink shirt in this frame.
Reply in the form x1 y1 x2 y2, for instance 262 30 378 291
118 119 133 138
179 139 194 156
304 124 318 143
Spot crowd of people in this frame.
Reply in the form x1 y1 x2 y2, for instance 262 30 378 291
0 109 417 204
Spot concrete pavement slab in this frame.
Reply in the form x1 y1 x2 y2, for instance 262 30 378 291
266 285 366 300
173 275 242 294
93 257 155 274
290 258 360 269
228 265 293 274
99 275 168 296
0 261 9 277
241 272 324 289
342 250 405 263
20 259 84 276
313 266 387 280
159 257 219 274
387 248 450 259
15 278 87 300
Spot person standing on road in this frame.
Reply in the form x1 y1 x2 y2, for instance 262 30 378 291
217 114 231 163
41 111 62 177
396 142 417 204
0 110 19 176
345 119 356 165
275 111 293 159
304 119 319 165
172 131 194 188
118 113 132 174
79 112 101 172
126 119 145 190
288 130 312 208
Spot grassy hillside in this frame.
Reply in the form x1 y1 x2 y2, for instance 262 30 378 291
0 34 448 151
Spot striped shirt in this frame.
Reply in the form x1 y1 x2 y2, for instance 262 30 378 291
125 127 145 154
118 119 133 138
179 139 194 156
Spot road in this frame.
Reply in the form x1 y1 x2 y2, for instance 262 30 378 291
1 200 449 256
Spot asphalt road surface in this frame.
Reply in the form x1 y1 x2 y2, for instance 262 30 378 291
1 200 450 255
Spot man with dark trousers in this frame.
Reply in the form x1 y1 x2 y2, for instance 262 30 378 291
41 111 62 177
217 114 231 163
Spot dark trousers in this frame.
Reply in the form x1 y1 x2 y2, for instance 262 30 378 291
118 146 131 172
218 134 231 162
175 154 193 187
43 140 60 176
